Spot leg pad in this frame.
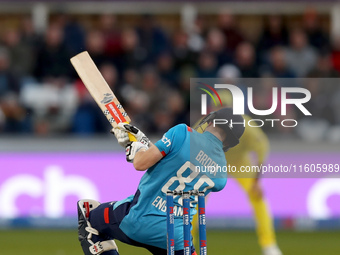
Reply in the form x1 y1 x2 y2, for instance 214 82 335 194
78 200 119 255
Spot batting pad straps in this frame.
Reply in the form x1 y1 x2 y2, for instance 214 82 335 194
85 226 99 236
89 240 118 255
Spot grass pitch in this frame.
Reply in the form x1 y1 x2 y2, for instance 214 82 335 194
1 229 339 255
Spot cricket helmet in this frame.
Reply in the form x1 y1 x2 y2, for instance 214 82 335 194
196 107 245 151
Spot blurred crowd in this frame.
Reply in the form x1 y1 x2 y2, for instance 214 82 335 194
1 9 340 139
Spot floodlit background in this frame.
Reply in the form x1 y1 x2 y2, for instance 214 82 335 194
0 0 339 254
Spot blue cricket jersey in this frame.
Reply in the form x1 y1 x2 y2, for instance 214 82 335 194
117 124 227 250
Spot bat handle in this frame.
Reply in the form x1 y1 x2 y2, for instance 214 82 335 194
124 122 137 142
128 133 137 142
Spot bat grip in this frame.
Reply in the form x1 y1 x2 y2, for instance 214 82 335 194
123 122 138 142
122 122 137 142
128 133 137 142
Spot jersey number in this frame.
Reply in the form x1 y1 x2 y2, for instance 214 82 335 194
161 161 215 206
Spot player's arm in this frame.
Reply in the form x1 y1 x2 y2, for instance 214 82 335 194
113 123 163 170
244 119 270 198
132 124 187 170
245 122 270 178
254 131 269 179
133 144 163 171
114 123 186 171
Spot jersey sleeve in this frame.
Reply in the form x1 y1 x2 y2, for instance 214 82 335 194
154 124 188 157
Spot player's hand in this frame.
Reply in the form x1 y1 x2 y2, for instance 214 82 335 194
117 123 150 147
125 142 148 163
111 128 130 148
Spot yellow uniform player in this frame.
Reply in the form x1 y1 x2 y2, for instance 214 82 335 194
192 88 283 255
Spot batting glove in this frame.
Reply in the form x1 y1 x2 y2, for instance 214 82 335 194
111 128 130 148
125 142 148 163
117 123 150 147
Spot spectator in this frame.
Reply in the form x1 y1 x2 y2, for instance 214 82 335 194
308 52 339 78
0 94 27 133
166 90 187 125
120 69 151 131
264 46 296 78
101 63 119 91
0 11 338 137
218 64 241 82
217 64 246 95
2 28 35 80
258 15 288 51
21 78 78 135
257 15 288 62
55 13 86 55
85 30 108 67
139 66 171 131
285 28 318 77
205 28 232 67
187 15 206 52
172 30 197 69
196 51 218 78
119 28 144 70
300 78 336 125
156 52 179 87
178 66 194 112
330 36 340 74
72 63 118 134
152 108 176 134
217 64 244 109
20 16 41 49
143 66 172 108
303 8 329 52
120 68 142 104
0 48 20 97
136 15 169 63
72 75 101 135
98 14 122 59
34 24 71 81
0 47 26 132
235 42 259 77
217 10 244 51
0 104 4 130
120 68 148 115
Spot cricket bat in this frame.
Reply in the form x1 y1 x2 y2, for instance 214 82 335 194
70 51 136 141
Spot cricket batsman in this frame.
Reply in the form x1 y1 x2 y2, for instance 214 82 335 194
77 108 244 255
192 90 283 255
